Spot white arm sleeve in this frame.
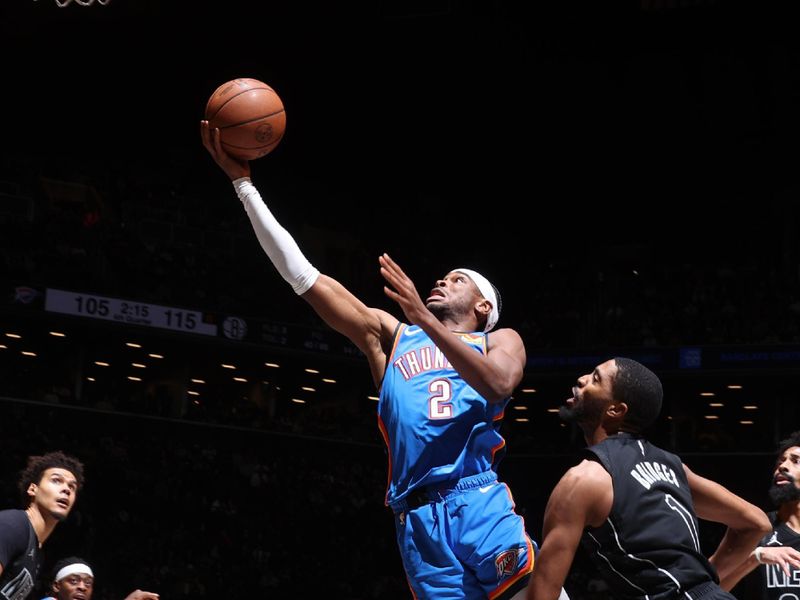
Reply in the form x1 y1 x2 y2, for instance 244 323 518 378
233 177 320 295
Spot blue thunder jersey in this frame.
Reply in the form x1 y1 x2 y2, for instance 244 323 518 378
378 323 508 506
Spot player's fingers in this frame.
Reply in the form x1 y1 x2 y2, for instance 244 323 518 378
380 253 408 282
200 120 213 149
383 285 400 301
379 255 401 281
211 127 224 155
380 266 405 293
383 253 412 283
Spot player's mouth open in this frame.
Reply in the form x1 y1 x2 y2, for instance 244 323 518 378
427 289 445 301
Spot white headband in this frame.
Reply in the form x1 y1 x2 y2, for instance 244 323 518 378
55 563 94 582
452 268 499 332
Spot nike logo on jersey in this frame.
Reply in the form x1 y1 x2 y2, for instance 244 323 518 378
479 484 495 493
405 327 422 336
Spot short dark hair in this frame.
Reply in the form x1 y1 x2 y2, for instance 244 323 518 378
612 357 663 432
18 451 85 506
777 431 800 457
51 556 92 583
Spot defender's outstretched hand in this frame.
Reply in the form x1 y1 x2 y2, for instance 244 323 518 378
200 120 251 181
380 253 433 326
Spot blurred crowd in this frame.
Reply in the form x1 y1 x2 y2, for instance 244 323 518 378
2 153 800 352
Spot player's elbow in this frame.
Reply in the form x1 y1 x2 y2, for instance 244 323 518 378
731 504 771 542
483 377 517 403
753 509 772 537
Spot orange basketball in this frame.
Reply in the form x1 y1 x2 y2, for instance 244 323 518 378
205 78 286 160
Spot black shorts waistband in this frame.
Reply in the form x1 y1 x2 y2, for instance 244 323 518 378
389 471 498 514
685 580 726 600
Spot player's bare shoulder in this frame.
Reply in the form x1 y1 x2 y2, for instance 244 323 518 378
486 327 526 359
554 459 613 527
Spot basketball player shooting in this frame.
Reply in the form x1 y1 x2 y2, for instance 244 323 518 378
200 120 551 599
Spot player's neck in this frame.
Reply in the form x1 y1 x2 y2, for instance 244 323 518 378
25 504 58 545
777 502 800 533
441 316 479 333
583 426 609 446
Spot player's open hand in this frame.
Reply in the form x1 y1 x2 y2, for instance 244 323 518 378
757 545 800 576
380 253 433 326
200 120 250 181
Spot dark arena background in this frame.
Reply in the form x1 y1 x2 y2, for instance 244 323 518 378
1 0 799 598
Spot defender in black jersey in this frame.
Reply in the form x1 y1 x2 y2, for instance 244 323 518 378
721 431 800 597
527 357 771 600
0 452 83 600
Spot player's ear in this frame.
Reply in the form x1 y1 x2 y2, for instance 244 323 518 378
607 402 628 419
27 482 37 499
475 298 492 319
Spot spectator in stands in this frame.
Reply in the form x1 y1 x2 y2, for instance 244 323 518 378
41 556 158 600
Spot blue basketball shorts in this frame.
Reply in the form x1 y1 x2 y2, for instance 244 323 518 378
390 471 536 599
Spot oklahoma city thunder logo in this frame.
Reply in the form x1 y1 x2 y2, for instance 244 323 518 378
494 548 521 580
458 333 483 344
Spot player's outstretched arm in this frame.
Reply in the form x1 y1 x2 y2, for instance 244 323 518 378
201 121 397 385
379 253 525 401
527 460 612 600
684 464 771 588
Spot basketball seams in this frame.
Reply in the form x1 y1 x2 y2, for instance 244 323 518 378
216 111 286 129
221 138 282 151
205 85 274 121
205 77 286 160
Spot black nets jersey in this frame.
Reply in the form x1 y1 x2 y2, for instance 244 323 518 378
759 512 800 600
581 433 719 600
0 510 40 600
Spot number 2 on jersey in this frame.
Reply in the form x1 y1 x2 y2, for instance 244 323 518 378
428 378 453 419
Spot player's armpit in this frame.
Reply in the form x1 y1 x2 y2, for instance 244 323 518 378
303 275 390 347
303 276 398 384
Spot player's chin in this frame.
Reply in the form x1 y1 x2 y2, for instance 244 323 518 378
49 507 71 522
426 299 446 313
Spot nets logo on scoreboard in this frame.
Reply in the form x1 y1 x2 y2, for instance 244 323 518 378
222 316 248 341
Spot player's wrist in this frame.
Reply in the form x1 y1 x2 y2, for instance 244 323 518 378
753 546 765 564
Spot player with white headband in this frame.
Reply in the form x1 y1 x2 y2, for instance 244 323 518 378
43 556 158 600
202 122 569 600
